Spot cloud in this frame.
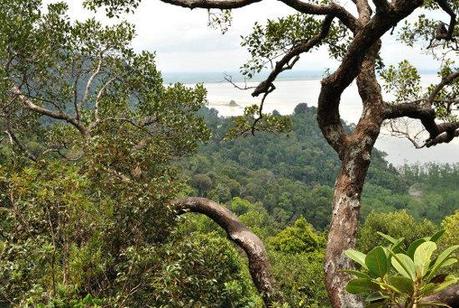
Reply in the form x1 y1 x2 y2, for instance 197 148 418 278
45 0 443 72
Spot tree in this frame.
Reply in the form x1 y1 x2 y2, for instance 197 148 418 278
0 1 267 306
7 0 459 307
86 0 459 306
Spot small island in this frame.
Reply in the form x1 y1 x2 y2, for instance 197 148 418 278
228 99 239 107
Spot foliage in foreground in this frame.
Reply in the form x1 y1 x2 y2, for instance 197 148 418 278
346 231 459 307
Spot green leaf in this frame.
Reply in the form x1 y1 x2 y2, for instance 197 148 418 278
345 249 368 269
377 232 399 244
366 246 388 278
407 238 426 259
440 257 457 268
414 241 437 278
429 230 445 243
390 252 416 281
346 278 378 294
365 292 389 302
387 276 414 295
341 269 372 279
426 245 459 282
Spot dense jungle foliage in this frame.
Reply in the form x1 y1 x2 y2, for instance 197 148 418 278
184 106 459 229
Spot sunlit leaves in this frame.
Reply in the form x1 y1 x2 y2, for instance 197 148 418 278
240 14 350 78
345 231 459 307
380 60 421 104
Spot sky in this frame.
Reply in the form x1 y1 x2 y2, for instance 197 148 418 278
51 0 448 73
44 0 459 165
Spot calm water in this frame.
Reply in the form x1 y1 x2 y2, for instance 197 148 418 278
180 74 459 166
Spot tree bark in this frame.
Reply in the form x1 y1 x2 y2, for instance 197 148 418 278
323 44 385 307
173 197 280 306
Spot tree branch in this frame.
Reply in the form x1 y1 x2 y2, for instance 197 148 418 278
159 0 357 31
11 86 90 137
80 53 104 111
173 197 280 306
278 0 357 31
252 15 335 97
159 0 261 9
428 70 459 105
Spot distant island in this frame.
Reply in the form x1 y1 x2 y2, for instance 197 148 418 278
228 100 239 107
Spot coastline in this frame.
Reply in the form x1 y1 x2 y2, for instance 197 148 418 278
194 75 459 167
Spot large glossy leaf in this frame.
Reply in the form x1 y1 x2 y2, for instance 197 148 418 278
387 276 414 295
366 292 389 302
426 245 459 282
366 246 388 278
345 249 368 269
414 241 437 278
390 253 416 281
407 238 426 259
346 278 378 294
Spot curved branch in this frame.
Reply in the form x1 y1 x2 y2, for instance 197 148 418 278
384 70 459 147
159 0 261 9
159 0 357 31
278 0 357 31
317 0 423 156
173 197 280 306
428 70 459 104
384 101 439 138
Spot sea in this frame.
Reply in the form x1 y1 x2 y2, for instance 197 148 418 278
164 71 459 166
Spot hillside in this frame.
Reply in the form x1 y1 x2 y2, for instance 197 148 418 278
182 104 459 229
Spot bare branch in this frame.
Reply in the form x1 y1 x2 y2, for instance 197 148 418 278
173 197 280 305
94 76 117 123
80 53 104 111
386 119 426 149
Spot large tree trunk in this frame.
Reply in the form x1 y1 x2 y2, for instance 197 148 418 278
324 154 370 308
323 45 385 307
